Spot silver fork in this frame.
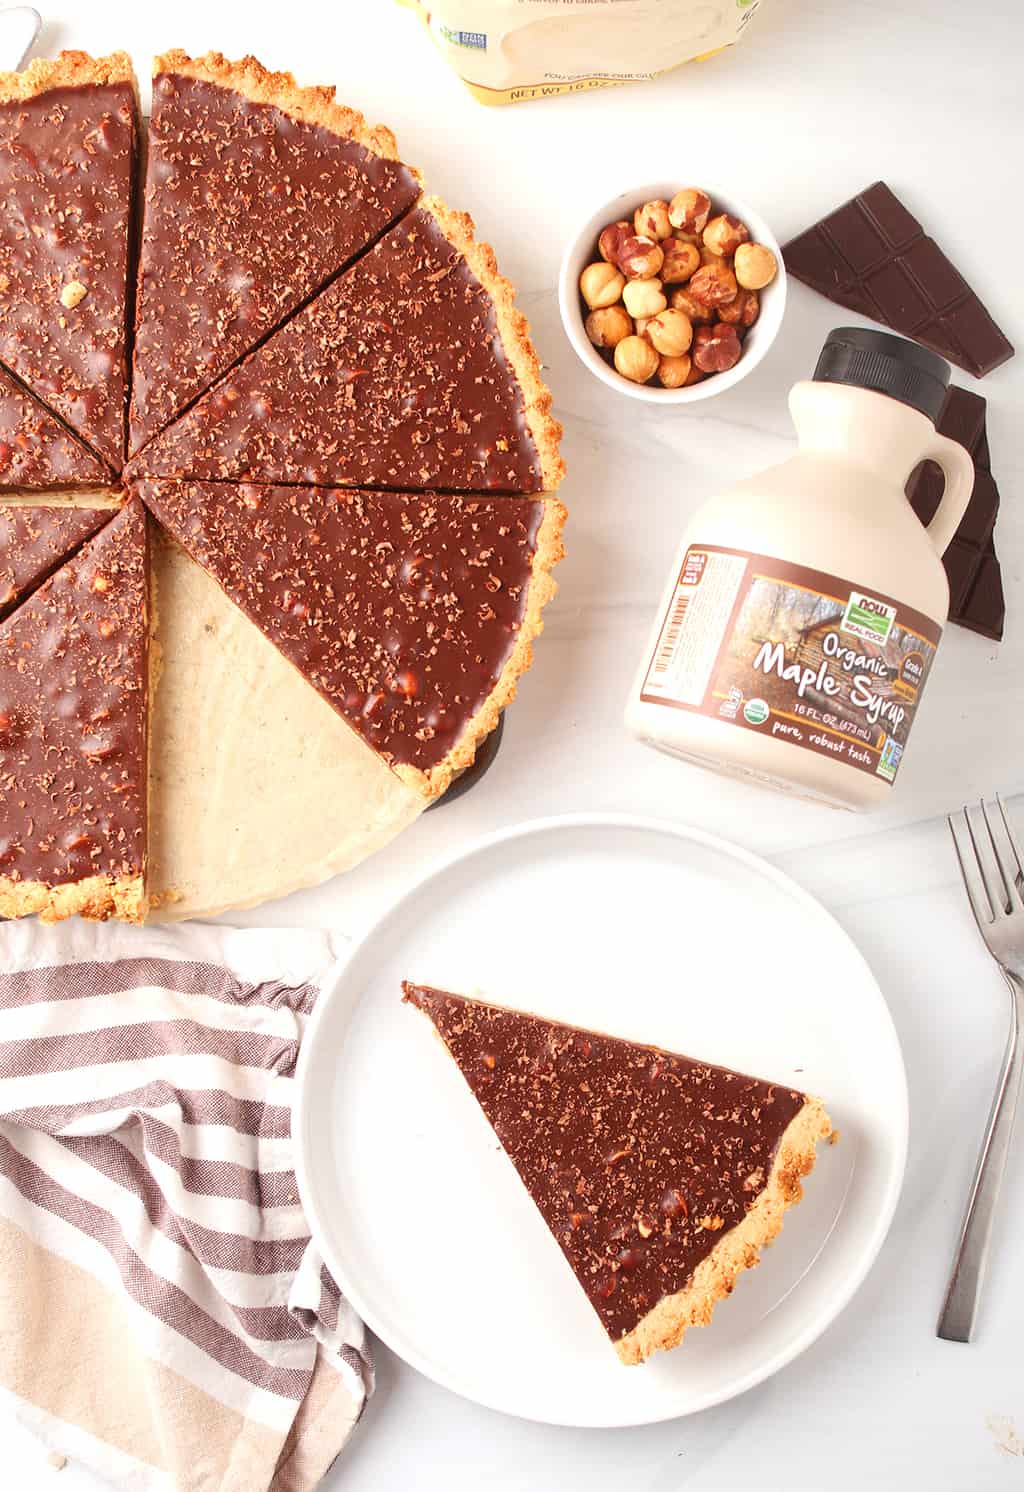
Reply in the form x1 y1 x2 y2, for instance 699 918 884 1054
937 795 1024 1343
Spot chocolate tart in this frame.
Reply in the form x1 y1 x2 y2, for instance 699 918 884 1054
128 198 565 494
137 479 565 797
0 499 118 619
0 497 148 923
128 51 421 454
0 51 138 471
403 983 832 1364
0 47 565 923
0 366 112 489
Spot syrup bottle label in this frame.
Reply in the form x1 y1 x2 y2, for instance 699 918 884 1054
641 545 942 785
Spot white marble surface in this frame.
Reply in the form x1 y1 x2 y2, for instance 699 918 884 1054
8 0 1024 1486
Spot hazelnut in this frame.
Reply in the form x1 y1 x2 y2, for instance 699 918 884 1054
717 288 760 328
634 199 672 241
585 304 632 349
702 214 749 257
661 1186 689 1217
614 334 659 384
669 286 714 323
598 219 631 264
632 316 652 338
668 187 711 235
700 244 724 265
683 362 705 386
660 239 700 285
622 277 666 319
60 280 88 309
579 261 625 310
693 323 743 374
689 261 738 307
616 235 664 280
656 353 692 389
734 242 778 290
646 308 693 358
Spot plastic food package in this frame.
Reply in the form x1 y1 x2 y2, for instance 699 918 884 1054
396 0 767 104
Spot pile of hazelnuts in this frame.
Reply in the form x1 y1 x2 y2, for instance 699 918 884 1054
578 188 778 389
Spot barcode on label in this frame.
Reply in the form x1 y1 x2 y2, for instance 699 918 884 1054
653 593 691 673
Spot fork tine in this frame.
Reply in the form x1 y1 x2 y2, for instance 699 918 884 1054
988 796 1024 911
965 801 1013 920
949 808 994 929
979 800 1015 915
996 794 1024 888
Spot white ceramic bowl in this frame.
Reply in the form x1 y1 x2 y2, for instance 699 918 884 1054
558 181 787 405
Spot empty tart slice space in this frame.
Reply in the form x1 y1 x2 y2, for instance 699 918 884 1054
0 497 149 923
0 51 139 471
129 199 565 494
128 50 421 455
0 498 119 619
138 479 565 797
403 983 833 1364
0 365 113 489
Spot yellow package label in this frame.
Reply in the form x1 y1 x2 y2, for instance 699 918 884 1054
396 0 765 105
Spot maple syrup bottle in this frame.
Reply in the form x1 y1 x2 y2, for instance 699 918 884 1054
625 328 974 809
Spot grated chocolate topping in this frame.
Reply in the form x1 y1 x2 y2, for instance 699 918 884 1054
0 82 137 470
129 207 545 492
0 497 148 888
137 478 544 774
0 365 111 488
128 71 419 455
403 984 807 1342
0 502 115 619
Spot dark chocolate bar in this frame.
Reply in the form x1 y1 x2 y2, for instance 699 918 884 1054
784 183 1014 379
907 386 1004 640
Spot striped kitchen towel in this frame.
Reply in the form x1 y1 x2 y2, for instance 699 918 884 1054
0 917 368 1492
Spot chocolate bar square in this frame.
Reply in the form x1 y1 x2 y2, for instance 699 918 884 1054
784 183 1014 378
906 385 1005 640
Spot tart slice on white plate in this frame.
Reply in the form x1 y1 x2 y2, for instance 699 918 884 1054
404 982 833 1364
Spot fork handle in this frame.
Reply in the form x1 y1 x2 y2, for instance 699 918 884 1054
937 974 1023 1342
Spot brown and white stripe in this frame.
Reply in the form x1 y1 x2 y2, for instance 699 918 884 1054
0 920 367 1492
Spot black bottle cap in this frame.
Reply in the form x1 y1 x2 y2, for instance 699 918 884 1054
812 327 951 422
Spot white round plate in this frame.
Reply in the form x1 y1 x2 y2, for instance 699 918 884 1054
295 814 907 1427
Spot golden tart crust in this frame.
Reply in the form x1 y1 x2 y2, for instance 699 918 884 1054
0 49 135 104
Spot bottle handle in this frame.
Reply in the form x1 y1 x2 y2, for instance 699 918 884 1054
920 432 974 558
